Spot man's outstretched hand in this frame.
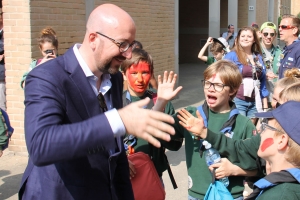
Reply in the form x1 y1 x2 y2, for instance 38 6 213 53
118 98 175 148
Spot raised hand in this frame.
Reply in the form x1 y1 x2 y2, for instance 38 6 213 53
157 71 182 101
118 98 175 148
177 109 207 138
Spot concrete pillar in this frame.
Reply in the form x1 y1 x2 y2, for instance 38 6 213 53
85 0 95 22
208 0 220 38
174 0 179 77
268 0 274 22
228 0 238 29
248 0 256 26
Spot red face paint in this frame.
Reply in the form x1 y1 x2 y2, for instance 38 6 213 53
126 61 152 96
260 138 274 152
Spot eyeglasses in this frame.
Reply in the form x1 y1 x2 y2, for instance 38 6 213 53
267 22 275 27
260 122 283 134
276 102 281 108
201 80 228 92
278 25 295 30
263 32 275 37
97 92 108 112
96 32 134 53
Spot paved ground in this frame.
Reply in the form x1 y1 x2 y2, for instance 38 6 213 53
0 63 252 200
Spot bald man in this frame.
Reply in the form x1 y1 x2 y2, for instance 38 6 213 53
19 4 175 200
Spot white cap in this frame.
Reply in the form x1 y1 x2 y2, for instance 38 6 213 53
202 140 212 149
213 37 229 49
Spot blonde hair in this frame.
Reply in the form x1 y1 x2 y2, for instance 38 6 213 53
203 60 242 100
273 120 300 168
284 68 300 78
279 82 300 102
275 77 299 90
38 27 58 49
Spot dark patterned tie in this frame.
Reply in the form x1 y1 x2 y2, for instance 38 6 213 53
97 92 108 112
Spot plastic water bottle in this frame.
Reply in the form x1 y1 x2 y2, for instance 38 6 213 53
203 140 230 187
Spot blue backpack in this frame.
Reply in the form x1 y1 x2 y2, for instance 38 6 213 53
204 169 234 200
0 109 14 150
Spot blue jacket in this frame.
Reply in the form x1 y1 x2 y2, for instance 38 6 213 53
224 51 269 98
19 47 134 200
278 39 300 78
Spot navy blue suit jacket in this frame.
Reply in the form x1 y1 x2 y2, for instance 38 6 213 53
19 47 134 200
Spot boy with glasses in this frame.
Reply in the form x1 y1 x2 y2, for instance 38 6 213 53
260 22 282 107
154 60 256 200
278 14 300 79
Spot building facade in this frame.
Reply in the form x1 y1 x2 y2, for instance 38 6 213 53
3 0 291 154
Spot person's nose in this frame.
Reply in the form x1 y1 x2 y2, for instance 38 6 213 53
137 73 143 82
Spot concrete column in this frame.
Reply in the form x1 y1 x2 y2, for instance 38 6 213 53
248 0 256 26
174 0 179 77
208 0 220 38
85 0 95 22
228 0 238 29
268 0 274 22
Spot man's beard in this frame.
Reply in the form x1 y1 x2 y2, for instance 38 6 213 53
99 61 119 75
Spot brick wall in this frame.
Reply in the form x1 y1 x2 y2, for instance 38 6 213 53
256 0 269 26
95 0 175 78
4 0 175 154
291 0 300 15
5 0 86 154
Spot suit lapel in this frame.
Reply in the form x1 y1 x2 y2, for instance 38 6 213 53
63 48 101 119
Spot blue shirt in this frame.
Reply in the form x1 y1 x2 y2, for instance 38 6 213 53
278 39 300 78
224 51 269 98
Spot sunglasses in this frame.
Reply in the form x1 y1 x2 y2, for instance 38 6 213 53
279 25 295 30
263 32 275 37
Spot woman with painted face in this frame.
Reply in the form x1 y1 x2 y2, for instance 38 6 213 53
20 27 58 88
224 27 269 125
259 22 282 108
120 48 183 187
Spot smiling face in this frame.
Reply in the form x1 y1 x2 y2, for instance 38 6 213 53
261 27 276 47
238 30 255 49
125 61 152 96
204 73 234 113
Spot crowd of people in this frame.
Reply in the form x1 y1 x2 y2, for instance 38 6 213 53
0 2 299 200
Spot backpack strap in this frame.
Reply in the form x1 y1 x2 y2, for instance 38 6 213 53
0 109 14 150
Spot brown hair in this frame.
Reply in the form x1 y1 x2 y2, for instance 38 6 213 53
210 42 224 54
273 120 300 168
232 27 262 65
120 48 153 74
203 60 242 100
38 27 58 50
284 68 300 78
282 14 300 35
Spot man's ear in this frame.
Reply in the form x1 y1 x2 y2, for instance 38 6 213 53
88 33 97 49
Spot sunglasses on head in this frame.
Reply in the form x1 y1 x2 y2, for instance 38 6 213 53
267 22 275 27
279 25 295 30
263 32 275 37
